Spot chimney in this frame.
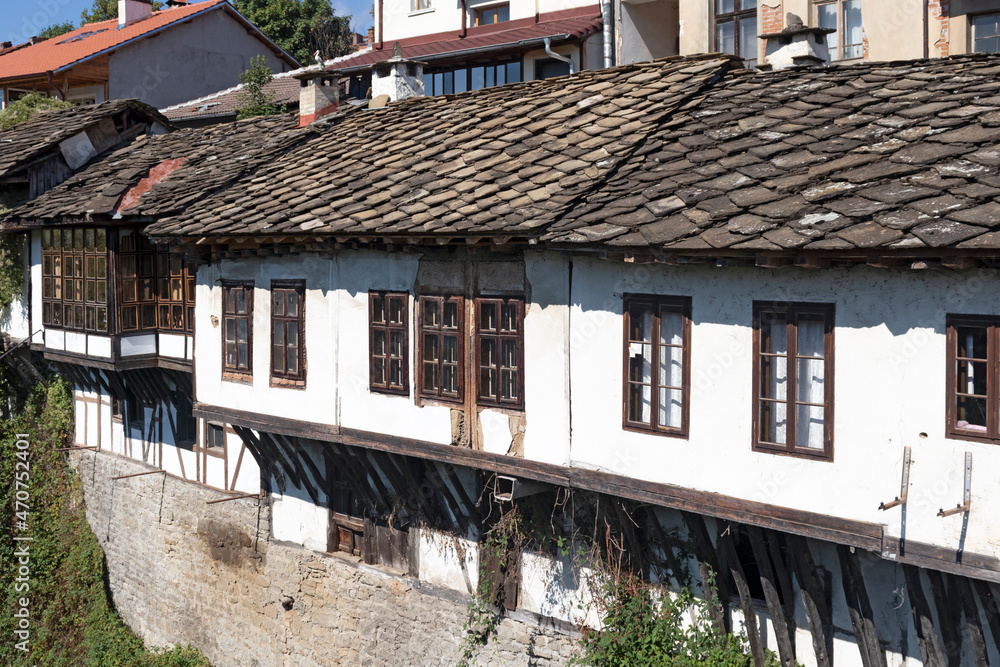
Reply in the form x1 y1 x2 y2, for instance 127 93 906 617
370 42 425 103
757 13 833 71
118 0 153 29
1 42 11 49
294 69 340 127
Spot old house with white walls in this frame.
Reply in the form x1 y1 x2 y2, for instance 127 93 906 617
8 43 1000 667
0 0 298 110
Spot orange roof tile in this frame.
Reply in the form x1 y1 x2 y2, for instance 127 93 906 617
0 0 297 83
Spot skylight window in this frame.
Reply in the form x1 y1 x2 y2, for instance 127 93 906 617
58 29 109 45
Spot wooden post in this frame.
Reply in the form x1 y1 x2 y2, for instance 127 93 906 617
681 511 731 634
902 564 946 667
836 545 886 667
787 535 833 667
925 569 962 667
747 527 796 667
972 579 1000 659
955 576 989 667
717 527 767 667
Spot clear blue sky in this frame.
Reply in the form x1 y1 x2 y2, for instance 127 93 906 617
1 0 373 48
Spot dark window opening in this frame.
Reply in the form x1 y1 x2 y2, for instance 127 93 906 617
369 291 409 395
271 281 305 384
716 0 758 68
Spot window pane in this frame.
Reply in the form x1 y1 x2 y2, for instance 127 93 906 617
741 0 756 8
142 305 156 328
424 362 439 391
42 230 51 249
226 319 236 343
287 321 299 348
956 396 988 431
507 61 521 83
287 292 299 317
236 288 246 314
389 330 403 357
442 71 454 95
273 291 285 317
471 67 485 91
796 404 824 450
424 299 440 327
480 367 496 398
975 14 998 38
817 3 838 57
97 307 107 332
443 300 458 328
497 4 509 21
96 228 106 252
716 19 735 55
454 69 468 94
797 357 825 404
236 318 248 345
501 303 517 332
480 303 496 332
739 16 758 64
485 66 494 88
373 329 386 356
630 307 653 342
629 343 653 383
388 297 403 324
481 338 496 367
496 63 506 86
660 342 683 389
797 315 826 358
957 360 988 399
389 359 402 386
717 0 735 13
423 333 438 361
957 326 988 360
501 339 517 368
286 346 299 375
442 365 457 393
97 257 106 279
842 0 863 58
443 335 458 363
761 312 787 354
659 388 683 429
500 369 517 400
629 384 652 424
373 357 386 384
760 355 787 401
760 400 787 445
423 73 433 95
237 342 248 369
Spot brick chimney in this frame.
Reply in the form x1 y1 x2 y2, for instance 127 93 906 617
370 42 425 102
118 0 153 29
757 13 833 70
294 70 340 127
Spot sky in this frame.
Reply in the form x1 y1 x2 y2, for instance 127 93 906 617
1 0 373 50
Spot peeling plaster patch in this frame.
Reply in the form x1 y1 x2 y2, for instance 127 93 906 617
507 414 525 458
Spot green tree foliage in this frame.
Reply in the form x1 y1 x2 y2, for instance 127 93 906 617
81 0 163 24
37 22 75 40
234 0 354 66
0 379 211 666
0 93 74 132
235 55 286 120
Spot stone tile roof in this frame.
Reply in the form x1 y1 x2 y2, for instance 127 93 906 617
161 76 302 123
539 54 1000 253
8 113 309 223
141 55 741 238
10 53 1000 257
0 99 173 179
328 6 603 73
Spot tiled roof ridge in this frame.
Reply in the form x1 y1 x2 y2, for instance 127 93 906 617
159 48 372 113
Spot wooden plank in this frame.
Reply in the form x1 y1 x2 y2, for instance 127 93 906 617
955 576 990 667
717 526 766 667
926 569 961 667
787 535 833 667
193 403 885 551
903 564 946 667
748 527 795 667
837 545 886 667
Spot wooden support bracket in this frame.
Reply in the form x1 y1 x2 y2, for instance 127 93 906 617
879 446 911 511
111 469 166 480
938 452 972 518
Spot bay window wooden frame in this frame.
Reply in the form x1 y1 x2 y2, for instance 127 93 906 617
417 294 464 404
222 281 254 379
752 302 835 461
118 227 194 334
369 291 409 395
475 296 524 410
622 294 691 438
270 280 306 386
946 314 1000 444
41 227 109 333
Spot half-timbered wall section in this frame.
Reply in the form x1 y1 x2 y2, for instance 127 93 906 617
56 362 259 494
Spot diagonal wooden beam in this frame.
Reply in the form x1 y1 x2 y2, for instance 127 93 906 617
903 564 946 667
748 526 795 667
787 534 833 667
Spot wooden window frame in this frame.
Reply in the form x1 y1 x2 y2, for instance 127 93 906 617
474 3 509 26
222 281 254 381
752 302 835 461
972 12 1000 54
814 0 863 61
715 0 758 68
417 294 465 405
946 314 1000 444
475 296 524 410
369 291 410 396
41 227 109 333
203 421 226 459
622 294 692 438
270 280 306 387
118 227 195 334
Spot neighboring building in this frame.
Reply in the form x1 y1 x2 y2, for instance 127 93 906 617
0 0 298 110
7 50 1000 666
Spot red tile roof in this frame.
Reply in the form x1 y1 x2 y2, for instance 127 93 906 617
329 5 602 73
0 0 298 83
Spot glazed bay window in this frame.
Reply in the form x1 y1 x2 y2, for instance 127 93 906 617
271 281 305 384
947 315 1000 442
418 295 463 403
716 0 758 68
623 295 691 437
815 0 863 61
974 13 1000 53
475 3 509 25
476 297 524 409
118 228 194 333
422 61 522 96
41 227 108 332
369 291 409 395
753 302 834 460
222 282 253 378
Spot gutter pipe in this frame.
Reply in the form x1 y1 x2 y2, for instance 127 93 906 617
543 37 575 74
